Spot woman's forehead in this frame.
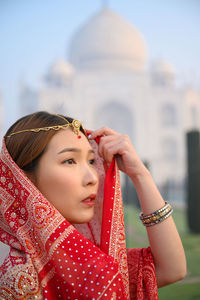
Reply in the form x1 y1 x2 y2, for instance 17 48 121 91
46 128 92 153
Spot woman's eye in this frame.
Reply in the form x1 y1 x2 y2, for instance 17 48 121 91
63 158 76 165
89 159 95 165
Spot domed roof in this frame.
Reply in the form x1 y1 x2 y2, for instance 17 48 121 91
151 59 175 86
68 8 148 71
45 60 74 85
48 60 74 77
153 59 175 75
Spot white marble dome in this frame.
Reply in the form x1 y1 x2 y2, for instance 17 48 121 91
151 59 175 85
153 59 175 76
45 60 74 85
68 8 148 71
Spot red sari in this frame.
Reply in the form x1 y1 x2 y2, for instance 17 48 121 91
0 137 158 299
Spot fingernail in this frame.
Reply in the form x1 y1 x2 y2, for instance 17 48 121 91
88 134 92 139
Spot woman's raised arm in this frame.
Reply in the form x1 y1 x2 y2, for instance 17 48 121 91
89 127 186 287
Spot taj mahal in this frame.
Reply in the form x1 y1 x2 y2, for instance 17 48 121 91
13 7 200 198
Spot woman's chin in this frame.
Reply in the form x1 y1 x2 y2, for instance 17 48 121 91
66 211 94 224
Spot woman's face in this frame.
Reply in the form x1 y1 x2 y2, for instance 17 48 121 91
34 128 99 224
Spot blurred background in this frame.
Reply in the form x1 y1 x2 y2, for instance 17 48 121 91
0 0 200 298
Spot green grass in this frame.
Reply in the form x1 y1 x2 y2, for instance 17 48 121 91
158 283 200 300
124 204 200 299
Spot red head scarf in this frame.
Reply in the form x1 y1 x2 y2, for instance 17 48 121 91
0 136 158 299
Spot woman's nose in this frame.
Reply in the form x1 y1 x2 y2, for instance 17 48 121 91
82 166 99 186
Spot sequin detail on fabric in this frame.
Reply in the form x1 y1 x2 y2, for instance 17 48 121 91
0 251 42 299
0 135 158 299
0 139 128 299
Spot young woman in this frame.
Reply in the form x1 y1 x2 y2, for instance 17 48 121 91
0 111 186 299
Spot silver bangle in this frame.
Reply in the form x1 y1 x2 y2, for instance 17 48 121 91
139 202 173 226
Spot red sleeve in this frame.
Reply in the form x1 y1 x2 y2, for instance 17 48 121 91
127 247 158 300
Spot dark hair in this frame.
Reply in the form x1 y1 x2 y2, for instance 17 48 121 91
5 111 86 173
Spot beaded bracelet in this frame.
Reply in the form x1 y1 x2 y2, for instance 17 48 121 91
139 202 173 227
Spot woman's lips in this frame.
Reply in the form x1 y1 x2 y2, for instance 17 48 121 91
81 194 96 206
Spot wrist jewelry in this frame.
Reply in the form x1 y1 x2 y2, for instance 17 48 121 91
139 201 173 226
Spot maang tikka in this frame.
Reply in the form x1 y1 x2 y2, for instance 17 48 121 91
6 115 86 139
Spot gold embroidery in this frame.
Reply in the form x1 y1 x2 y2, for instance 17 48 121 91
97 271 120 300
0 257 42 299
41 267 56 288
49 225 74 257
111 292 117 300
109 165 130 299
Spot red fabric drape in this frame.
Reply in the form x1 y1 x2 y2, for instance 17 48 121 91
0 136 158 299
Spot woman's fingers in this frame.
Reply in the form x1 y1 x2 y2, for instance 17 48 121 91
89 126 121 162
99 138 121 163
89 126 117 139
89 127 141 177
98 134 131 164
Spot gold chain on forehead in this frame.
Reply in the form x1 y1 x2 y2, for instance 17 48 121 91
6 115 86 138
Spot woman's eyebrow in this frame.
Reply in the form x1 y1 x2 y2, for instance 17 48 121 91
57 148 94 155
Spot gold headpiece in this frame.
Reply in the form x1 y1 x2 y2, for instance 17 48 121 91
6 115 86 138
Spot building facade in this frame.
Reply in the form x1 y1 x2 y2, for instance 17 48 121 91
20 7 200 199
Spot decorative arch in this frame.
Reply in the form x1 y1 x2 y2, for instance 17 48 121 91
161 103 177 126
95 101 134 139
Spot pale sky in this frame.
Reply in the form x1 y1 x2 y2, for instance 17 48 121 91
0 0 200 130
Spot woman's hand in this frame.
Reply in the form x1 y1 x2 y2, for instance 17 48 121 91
89 127 148 180
90 127 187 287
